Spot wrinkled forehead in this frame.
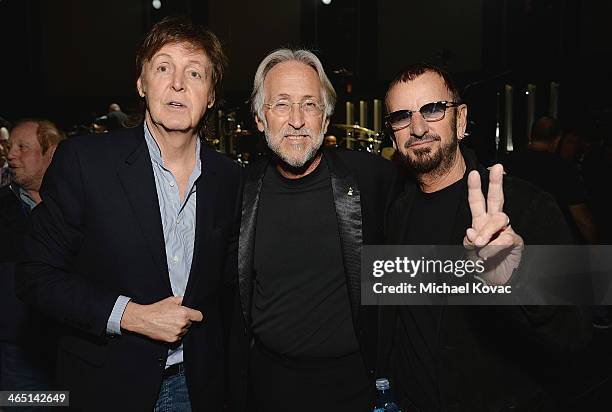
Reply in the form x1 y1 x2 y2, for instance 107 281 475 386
263 61 322 100
145 41 210 68
10 122 39 142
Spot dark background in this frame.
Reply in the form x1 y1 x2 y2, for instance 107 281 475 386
1 0 611 162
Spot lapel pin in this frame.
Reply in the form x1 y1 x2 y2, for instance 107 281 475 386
347 187 354 196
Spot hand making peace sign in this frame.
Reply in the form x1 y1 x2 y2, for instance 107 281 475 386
464 164 524 286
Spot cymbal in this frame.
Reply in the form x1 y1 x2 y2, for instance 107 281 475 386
231 129 253 136
355 136 381 144
331 123 377 135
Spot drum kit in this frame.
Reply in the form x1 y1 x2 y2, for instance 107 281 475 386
210 107 389 166
327 123 384 154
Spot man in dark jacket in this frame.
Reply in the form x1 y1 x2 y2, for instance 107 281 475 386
16 18 241 411
1 119 63 411
230 49 400 412
379 63 591 411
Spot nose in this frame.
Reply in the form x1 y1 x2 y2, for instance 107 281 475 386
7 143 17 161
410 112 429 138
288 104 305 129
172 71 185 92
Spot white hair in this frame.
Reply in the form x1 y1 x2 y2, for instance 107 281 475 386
251 48 337 123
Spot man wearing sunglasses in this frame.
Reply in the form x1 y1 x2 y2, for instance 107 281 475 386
378 63 590 411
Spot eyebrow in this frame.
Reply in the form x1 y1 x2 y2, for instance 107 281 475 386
151 54 207 67
272 94 318 100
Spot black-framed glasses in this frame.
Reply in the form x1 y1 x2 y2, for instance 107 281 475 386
385 101 462 131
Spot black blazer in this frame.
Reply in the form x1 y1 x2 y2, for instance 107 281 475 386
379 147 592 412
228 148 401 411
0 185 28 342
16 126 242 412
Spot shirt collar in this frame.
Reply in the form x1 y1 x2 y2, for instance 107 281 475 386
143 121 201 172
10 183 37 211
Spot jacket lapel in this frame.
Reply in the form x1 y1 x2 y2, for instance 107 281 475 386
324 150 363 325
182 147 220 305
238 159 268 324
116 131 171 292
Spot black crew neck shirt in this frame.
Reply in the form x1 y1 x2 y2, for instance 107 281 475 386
252 160 359 358
404 178 465 245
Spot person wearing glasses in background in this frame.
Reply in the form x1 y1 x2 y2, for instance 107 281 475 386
227 48 401 412
377 63 591 411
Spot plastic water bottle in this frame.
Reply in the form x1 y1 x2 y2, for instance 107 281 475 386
373 378 402 412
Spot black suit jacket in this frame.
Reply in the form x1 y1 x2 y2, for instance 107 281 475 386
16 127 242 411
379 147 592 412
0 185 29 342
228 149 401 411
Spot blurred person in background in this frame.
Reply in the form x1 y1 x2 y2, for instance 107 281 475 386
0 118 10 187
0 119 64 411
504 116 597 244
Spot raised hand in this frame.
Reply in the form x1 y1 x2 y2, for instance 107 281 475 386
121 296 204 343
464 164 524 285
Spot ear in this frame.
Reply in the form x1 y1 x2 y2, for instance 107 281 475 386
137 77 145 98
456 103 468 140
46 145 58 160
207 92 215 109
255 114 266 132
321 116 330 135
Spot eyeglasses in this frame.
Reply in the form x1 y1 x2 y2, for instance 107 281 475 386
264 99 325 117
385 101 462 131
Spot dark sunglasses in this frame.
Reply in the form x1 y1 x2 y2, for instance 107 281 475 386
385 101 462 131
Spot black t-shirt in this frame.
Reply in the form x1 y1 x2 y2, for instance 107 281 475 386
394 177 465 410
252 160 359 358
404 178 465 245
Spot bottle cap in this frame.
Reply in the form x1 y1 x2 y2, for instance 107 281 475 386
376 378 390 391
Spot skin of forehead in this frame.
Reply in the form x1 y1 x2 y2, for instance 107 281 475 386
147 42 211 73
388 72 454 111
264 61 322 102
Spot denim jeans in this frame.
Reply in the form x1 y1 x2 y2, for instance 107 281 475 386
154 364 192 412
0 342 54 412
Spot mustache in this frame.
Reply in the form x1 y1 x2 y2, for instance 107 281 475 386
282 128 314 138
403 133 441 148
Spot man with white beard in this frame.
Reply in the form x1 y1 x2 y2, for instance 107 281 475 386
229 49 401 412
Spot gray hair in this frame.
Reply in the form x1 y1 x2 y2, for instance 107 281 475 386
251 48 337 122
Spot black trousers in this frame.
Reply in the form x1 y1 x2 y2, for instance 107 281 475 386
248 342 373 412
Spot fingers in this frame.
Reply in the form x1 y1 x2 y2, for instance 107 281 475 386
463 228 478 248
163 295 183 305
486 164 505 214
467 170 486 225
472 213 510 247
478 229 523 261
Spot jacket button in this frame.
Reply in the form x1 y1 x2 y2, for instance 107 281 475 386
157 357 164 366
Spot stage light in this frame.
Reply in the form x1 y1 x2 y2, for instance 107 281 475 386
322 0 332 5
152 0 161 10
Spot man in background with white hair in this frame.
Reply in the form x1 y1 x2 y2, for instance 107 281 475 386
229 49 401 411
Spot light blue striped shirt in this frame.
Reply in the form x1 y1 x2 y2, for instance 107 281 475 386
106 122 201 368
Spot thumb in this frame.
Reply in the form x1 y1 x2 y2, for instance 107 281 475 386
185 308 204 322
